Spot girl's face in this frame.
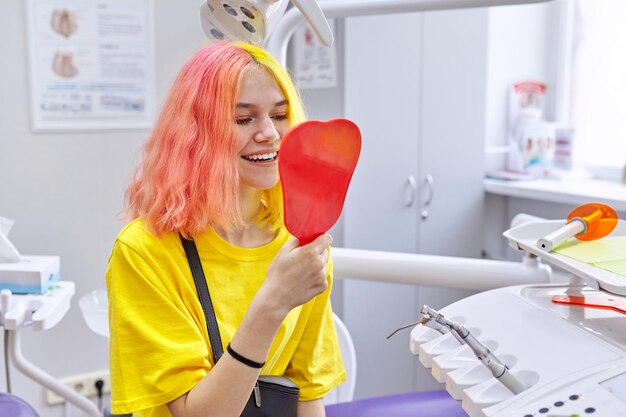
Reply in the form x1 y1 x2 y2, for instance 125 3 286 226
235 67 290 191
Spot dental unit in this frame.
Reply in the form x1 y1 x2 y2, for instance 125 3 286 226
359 215 626 417
0 218 101 416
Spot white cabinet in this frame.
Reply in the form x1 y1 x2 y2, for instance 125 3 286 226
341 10 488 399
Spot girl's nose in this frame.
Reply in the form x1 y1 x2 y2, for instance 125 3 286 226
254 117 279 143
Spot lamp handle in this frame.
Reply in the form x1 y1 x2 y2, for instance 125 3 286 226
289 0 334 46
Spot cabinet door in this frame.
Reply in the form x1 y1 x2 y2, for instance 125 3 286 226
342 9 489 400
415 8 488 354
419 9 487 259
343 12 423 399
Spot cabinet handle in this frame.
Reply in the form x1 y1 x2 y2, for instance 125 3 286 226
405 175 417 207
423 174 434 207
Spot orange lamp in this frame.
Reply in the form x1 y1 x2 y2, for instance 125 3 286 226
537 203 618 251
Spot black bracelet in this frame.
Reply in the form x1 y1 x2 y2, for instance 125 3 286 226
226 343 265 369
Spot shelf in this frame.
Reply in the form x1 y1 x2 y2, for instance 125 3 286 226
484 178 626 212
1 281 74 331
503 220 626 296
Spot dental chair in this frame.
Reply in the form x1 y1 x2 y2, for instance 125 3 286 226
325 314 468 417
325 313 357 405
0 393 40 417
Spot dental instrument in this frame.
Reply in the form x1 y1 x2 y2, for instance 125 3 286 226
421 305 525 395
537 202 618 251
386 314 452 340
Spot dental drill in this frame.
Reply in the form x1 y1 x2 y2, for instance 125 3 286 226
421 305 526 395
387 312 455 340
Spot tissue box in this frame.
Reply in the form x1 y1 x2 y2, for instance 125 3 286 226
0 256 60 294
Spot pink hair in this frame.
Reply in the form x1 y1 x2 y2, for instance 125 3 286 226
125 43 300 237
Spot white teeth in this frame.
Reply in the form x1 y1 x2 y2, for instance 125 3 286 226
243 151 277 161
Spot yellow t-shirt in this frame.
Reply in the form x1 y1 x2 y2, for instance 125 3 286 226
106 218 346 417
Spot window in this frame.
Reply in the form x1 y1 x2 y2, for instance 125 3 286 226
569 0 626 177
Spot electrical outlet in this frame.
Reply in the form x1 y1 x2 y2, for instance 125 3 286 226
45 369 111 405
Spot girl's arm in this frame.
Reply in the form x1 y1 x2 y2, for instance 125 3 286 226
168 234 333 417
168 294 286 417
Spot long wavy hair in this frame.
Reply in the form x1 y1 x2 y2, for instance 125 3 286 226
125 42 306 237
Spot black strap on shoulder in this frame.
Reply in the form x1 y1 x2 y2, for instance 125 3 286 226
180 235 224 363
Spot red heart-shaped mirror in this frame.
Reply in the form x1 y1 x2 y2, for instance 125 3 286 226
279 119 361 245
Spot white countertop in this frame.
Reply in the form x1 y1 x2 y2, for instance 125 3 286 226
484 178 626 212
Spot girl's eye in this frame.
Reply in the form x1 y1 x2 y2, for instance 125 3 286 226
272 114 288 122
235 118 252 125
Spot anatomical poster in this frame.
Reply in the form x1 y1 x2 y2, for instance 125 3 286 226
292 19 337 90
26 0 156 131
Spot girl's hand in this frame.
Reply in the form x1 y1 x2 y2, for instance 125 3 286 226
260 233 332 315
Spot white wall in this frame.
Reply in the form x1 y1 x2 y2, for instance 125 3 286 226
0 1 207 416
482 1 563 261
484 1 563 173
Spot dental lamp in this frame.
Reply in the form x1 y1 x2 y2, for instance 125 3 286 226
200 0 555 58
199 0 333 47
